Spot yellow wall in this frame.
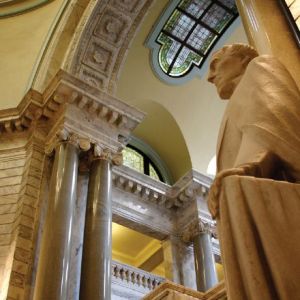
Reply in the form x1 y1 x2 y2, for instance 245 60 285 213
0 0 66 109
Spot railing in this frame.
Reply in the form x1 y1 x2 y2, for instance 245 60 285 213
112 260 165 299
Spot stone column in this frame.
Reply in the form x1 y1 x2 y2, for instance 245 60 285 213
162 236 182 284
80 148 121 300
34 140 79 300
192 222 218 292
236 0 300 89
162 236 197 289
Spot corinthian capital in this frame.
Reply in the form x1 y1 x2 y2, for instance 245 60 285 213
45 127 91 155
92 144 123 166
182 219 214 243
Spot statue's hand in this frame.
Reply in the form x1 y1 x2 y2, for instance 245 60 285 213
208 163 261 219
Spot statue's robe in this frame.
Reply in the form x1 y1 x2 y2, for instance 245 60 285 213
212 55 300 300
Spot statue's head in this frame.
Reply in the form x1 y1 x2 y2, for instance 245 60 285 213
207 44 258 99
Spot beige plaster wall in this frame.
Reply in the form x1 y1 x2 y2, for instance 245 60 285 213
0 0 66 109
116 0 248 175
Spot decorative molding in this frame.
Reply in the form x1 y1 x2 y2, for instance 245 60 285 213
69 0 155 94
112 165 171 208
0 70 145 156
181 219 217 243
112 166 212 209
92 145 123 165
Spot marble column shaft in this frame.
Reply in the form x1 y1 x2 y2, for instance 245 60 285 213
193 232 218 292
34 142 79 300
80 158 112 300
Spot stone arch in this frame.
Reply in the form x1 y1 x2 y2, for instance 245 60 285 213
33 0 156 93
67 0 155 94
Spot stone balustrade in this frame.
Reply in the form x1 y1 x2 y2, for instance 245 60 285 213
112 260 164 290
111 260 165 300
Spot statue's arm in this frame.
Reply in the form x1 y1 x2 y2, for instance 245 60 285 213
233 132 279 178
208 133 279 218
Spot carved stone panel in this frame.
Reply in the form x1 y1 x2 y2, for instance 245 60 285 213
94 8 131 46
79 66 108 90
82 37 116 76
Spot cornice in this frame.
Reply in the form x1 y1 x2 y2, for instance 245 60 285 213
112 166 212 210
0 70 145 152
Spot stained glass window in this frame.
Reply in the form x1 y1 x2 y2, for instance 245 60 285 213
149 164 160 181
156 0 238 77
122 147 144 173
122 146 163 182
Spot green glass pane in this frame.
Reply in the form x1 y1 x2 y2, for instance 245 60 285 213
149 164 160 181
158 32 181 73
122 148 144 173
169 47 202 76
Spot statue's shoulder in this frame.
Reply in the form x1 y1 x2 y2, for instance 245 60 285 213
245 55 299 94
249 55 286 71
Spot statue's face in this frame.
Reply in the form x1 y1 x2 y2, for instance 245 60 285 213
208 52 246 99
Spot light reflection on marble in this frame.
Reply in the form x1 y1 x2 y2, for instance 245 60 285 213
67 174 88 300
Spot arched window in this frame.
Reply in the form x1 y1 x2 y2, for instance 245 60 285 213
146 0 239 83
122 145 164 182
122 137 173 184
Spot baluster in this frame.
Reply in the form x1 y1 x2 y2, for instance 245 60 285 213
115 265 120 279
120 268 125 281
142 275 147 288
147 277 151 289
136 274 143 286
131 271 137 285
125 270 130 282
152 279 158 289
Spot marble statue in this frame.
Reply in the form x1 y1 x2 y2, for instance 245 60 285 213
207 44 300 300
